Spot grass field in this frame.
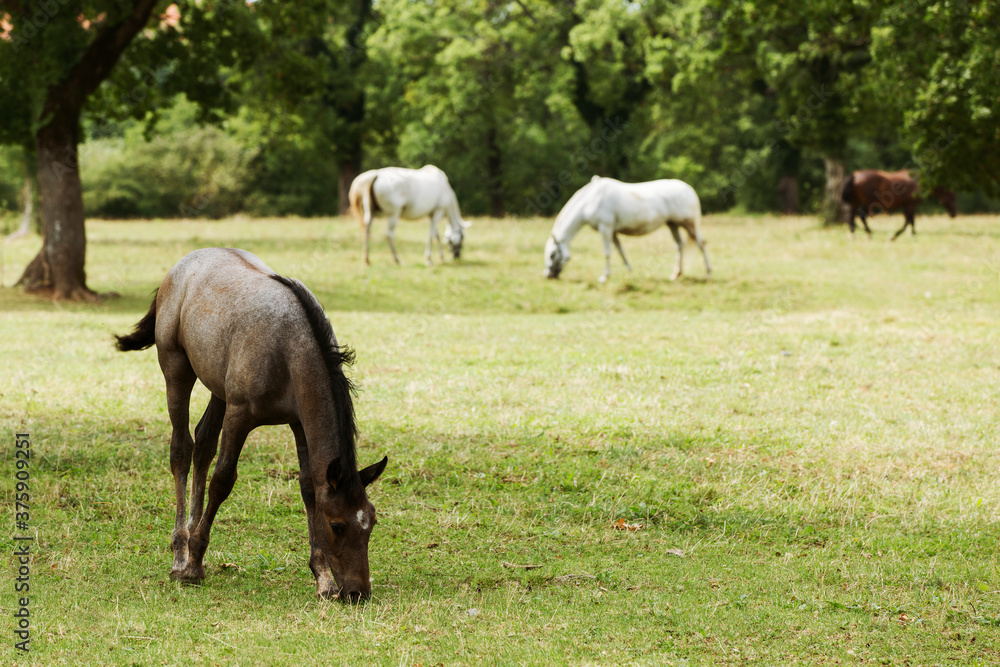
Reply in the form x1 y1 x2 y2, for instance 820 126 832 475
2 213 1000 665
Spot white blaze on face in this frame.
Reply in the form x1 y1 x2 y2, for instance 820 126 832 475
356 509 370 530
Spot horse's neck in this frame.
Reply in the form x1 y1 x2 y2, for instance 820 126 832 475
296 382 353 464
444 192 462 229
554 209 587 244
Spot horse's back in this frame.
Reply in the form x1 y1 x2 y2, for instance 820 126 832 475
156 248 312 408
592 177 700 231
374 165 453 217
846 169 919 211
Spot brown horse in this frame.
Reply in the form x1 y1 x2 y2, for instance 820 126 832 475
841 169 957 240
115 248 387 601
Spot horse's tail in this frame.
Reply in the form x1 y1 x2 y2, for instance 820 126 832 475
681 185 705 243
114 291 158 352
348 170 379 227
686 208 704 243
841 173 856 204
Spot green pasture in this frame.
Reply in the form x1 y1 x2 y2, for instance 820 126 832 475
2 214 1000 665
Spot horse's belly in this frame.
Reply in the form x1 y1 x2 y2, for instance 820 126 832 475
400 203 435 219
616 218 666 236
617 224 660 236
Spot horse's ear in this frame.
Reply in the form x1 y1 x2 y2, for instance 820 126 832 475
326 459 343 491
461 219 471 229
360 456 388 488
591 175 600 183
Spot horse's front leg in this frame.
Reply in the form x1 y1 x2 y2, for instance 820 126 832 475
386 215 402 265
667 223 684 281
598 226 613 283
291 423 337 599
162 353 197 581
426 211 444 266
180 405 253 584
891 213 910 241
433 211 446 264
612 233 632 272
424 220 435 266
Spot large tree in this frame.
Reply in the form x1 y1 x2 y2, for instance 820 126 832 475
237 0 376 215
367 0 585 217
0 0 257 300
869 1 1000 194
3 1 158 300
708 0 882 222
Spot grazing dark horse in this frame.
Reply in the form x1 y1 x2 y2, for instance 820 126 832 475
115 248 387 601
841 169 957 240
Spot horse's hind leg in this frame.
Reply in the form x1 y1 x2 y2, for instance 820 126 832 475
612 233 632 272
684 221 712 278
180 404 253 583
598 226 613 283
667 223 684 281
291 422 336 598
160 351 197 581
188 394 225 532
859 211 872 237
386 214 402 264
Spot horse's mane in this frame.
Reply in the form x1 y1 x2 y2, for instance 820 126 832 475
552 179 600 235
269 275 359 486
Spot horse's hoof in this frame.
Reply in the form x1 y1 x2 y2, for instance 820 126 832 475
598 275 608 284
171 566 205 584
669 272 681 281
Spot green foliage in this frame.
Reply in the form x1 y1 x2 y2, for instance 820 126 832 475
0 146 26 213
3 0 997 220
81 100 257 219
871 1 1000 193
79 100 341 218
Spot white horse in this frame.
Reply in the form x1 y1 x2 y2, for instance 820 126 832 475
348 165 470 265
544 176 711 282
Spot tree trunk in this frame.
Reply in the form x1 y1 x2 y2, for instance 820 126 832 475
16 117 97 301
822 157 846 224
486 126 504 217
777 175 799 214
333 0 370 216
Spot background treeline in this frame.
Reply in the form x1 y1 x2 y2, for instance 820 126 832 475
2 0 997 223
